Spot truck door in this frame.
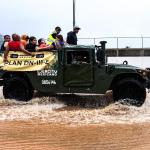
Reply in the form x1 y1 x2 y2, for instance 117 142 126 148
63 50 94 87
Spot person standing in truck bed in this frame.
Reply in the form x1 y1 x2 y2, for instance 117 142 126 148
56 34 65 48
47 26 61 47
66 26 81 45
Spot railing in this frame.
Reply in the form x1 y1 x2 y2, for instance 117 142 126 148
78 37 150 49
1 36 150 49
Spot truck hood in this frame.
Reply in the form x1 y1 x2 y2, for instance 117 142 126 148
107 63 150 84
107 63 142 70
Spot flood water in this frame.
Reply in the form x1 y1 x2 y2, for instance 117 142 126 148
0 87 150 150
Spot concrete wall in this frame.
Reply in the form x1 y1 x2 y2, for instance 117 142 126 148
106 48 150 57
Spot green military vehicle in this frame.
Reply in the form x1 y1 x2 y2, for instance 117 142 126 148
0 41 149 106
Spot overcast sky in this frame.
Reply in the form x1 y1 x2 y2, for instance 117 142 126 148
0 0 150 41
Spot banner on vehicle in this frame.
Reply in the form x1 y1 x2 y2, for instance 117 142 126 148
0 51 57 71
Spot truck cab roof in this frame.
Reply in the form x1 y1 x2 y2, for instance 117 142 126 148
62 45 95 50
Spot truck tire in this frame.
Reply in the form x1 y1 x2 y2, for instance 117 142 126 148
113 79 146 106
3 77 33 101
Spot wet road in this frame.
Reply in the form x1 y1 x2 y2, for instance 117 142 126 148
0 121 150 150
0 87 150 150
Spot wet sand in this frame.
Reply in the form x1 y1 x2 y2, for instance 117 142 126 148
0 121 150 150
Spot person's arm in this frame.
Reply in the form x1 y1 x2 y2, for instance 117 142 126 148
20 44 34 56
4 42 8 48
3 45 9 62
55 41 61 49
36 45 54 51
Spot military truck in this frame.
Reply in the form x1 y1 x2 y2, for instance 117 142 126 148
0 41 149 106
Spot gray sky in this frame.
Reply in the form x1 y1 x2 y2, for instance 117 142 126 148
0 0 150 40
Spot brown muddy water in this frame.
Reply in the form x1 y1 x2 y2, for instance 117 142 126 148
0 87 150 150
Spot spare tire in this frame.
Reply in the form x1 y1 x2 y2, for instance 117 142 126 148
3 77 33 101
113 78 146 106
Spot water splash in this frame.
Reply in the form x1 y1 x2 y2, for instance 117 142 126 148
0 88 150 125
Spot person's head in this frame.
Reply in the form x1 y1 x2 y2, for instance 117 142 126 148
38 38 45 46
55 26 61 34
29 36 37 45
21 34 29 41
4 35 11 42
73 26 81 34
56 35 64 42
12 34 20 41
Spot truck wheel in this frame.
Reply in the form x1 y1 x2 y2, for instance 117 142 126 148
3 77 33 101
113 79 146 106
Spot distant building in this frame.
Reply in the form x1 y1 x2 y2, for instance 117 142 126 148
0 34 3 47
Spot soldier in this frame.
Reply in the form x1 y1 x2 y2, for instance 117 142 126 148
55 26 61 35
47 26 62 48
66 26 81 45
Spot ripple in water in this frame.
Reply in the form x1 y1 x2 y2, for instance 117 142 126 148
0 86 150 125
